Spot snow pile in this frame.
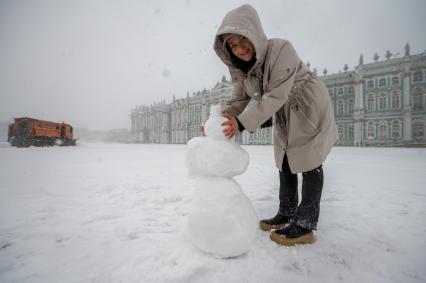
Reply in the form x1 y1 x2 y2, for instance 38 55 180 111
186 104 249 178
203 104 228 141
186 137 249 178
184 105 257 258
185 178 258 258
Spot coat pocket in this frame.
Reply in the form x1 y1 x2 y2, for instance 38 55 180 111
293 90 320 131
293 107 318 133
288 94 320 141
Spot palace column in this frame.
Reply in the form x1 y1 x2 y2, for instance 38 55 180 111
353 70 364 147
402 65 412 142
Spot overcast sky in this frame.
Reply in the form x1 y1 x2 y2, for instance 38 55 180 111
1 0 425 130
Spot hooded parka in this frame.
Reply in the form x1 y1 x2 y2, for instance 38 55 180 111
214 4 338 173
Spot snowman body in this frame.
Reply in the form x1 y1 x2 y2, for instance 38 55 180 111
185 105 258 258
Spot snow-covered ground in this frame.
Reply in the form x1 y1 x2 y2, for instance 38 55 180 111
0 142 425 283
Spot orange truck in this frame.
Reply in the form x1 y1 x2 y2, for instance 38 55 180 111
8 117 77 147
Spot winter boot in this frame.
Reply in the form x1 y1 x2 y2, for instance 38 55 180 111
260 154 298 232
259 213 291 231
270 222 314 246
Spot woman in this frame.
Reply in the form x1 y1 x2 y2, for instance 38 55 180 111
213 4 338 246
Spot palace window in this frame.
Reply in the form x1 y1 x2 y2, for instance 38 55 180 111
391 91 400 109
348 86 354 95
367 80 374 89
379 78 387 87
348 124 354 140
337 100 344 115
367 122 375 139
412 88 424 111
348 99 354 114
338 88 344 96
413 121 424 140
379 123 388 140
328 89 333 96
413 71 423 82
367 94 375 111
392 76 400 86
180 109 185 124
338 124 345 139
379 93 387 110
391 120 401 139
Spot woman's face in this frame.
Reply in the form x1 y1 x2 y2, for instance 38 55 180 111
227 34 255 62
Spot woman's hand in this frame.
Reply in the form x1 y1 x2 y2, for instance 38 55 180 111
222 114 238 139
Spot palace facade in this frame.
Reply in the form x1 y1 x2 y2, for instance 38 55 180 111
130 45 426 146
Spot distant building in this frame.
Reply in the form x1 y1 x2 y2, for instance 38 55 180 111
131 45 426 147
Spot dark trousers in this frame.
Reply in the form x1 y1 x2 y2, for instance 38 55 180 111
279 155 324 230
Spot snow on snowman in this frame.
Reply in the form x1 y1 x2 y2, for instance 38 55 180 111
185 105 258 258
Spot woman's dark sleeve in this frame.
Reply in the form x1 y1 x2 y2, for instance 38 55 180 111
236 118 245 132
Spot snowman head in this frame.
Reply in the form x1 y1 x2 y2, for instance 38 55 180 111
204 105 229 141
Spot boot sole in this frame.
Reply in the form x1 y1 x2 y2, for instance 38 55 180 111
270 231 315 246
259 221 287 231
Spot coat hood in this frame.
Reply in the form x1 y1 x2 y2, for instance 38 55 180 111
213 4 268 82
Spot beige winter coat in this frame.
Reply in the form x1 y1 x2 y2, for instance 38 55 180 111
214 4 338 173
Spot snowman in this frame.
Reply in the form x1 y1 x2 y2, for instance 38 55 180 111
185 105 258 258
